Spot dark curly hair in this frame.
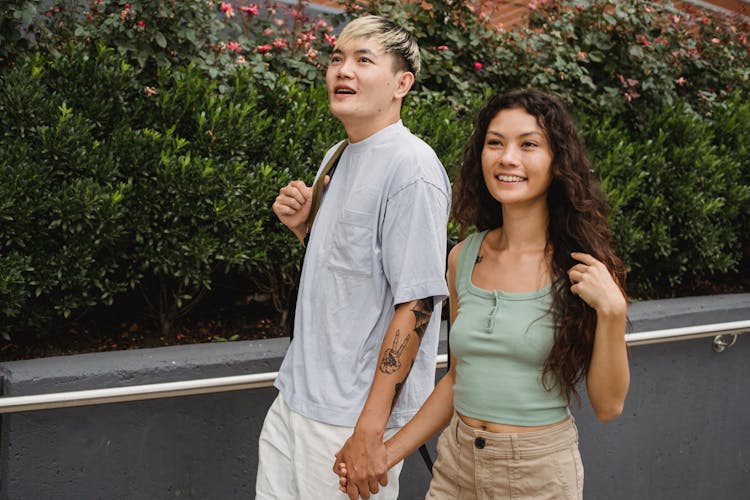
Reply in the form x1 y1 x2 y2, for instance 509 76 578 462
452 89 627 404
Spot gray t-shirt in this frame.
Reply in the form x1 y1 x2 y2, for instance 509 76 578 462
275 121 451 427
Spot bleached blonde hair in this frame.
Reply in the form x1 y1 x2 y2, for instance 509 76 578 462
336 15 421 78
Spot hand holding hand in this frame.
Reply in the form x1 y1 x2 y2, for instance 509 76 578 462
332 431 388 500
568 252 626 317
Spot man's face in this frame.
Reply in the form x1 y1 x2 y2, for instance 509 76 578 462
325 37 407 127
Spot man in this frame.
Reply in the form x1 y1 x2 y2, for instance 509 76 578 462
257 15 450 500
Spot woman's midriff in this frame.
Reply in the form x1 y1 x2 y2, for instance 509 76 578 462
457 411 570 433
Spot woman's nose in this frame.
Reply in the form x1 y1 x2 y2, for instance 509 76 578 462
500 145 520 166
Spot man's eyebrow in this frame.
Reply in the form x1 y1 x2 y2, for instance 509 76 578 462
330 47 379 57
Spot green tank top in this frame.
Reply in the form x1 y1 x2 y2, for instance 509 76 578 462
451 231 569 426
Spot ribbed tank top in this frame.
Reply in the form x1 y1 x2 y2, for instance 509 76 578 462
451 231 569 426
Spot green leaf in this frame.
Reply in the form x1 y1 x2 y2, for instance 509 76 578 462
155 32 167 49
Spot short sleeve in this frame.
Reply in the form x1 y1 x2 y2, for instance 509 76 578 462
382 178 450 306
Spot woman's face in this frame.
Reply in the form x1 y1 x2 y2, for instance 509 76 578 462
481 107 554 209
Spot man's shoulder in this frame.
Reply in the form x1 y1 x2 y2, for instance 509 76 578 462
372 129 441 175
392 126 439 158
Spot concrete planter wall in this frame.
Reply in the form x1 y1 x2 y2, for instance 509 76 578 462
1 294 748 499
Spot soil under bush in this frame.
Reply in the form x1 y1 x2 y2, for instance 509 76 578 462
0 279 287 362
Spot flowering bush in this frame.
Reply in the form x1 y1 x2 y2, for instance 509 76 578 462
6 0 343 86
501 0 749 115
336 0 748 115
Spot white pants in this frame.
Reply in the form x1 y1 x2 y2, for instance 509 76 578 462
256 395 403 500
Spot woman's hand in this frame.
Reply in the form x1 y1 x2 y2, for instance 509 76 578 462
567 252 626 317
333 458 349 493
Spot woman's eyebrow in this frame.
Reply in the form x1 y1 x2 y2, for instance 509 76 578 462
486 130 544 138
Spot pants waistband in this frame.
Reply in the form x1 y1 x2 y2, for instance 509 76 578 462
453 413 578 459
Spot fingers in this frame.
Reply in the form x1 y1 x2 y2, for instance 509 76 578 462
378 472 389 487
273 181 310 213
338 463 348 493
346 482 362 500
570 251 597 265
368 478 380 496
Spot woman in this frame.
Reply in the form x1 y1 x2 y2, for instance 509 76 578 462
336 89 629 499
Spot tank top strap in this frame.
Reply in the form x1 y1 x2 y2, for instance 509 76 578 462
456 230 487 295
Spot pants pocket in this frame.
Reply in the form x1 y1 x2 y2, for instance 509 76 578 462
426 423 462 499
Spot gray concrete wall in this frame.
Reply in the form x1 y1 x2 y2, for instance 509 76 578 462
0 294 748 499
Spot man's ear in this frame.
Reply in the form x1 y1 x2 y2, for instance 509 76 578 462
393 71 415 99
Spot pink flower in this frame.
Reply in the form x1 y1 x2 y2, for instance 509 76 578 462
240 4 259 16
577 51 586 60
272 38 288 50
636 34 651 46
473 61 484 70
289 8 305 21
144 86 158 97
256 44 272 54
676 76 687 86
220 2 235 18
227 41 242 52
711 37 720 44
137 20 146 28
236 55 247 65
308 48 318 60
324 32 337 47
437 45 449 51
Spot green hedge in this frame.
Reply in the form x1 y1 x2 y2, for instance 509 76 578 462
582 99 749 297
0 0 748 342
0 44 473 340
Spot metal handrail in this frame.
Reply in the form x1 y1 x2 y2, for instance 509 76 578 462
0 321 747 414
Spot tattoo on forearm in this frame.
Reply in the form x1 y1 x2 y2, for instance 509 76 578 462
380 330 410 374
411 298 434 339
475 254 484 264
391 360 414 408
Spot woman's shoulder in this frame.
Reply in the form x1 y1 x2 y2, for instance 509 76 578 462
447 240 465 271
448 230 489 270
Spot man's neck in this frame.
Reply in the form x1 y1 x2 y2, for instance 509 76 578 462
342 115 401 143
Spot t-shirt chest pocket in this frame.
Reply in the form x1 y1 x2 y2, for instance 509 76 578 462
329 208 374 277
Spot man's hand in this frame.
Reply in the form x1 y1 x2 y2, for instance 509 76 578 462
271 177 329 243
334 430 388 500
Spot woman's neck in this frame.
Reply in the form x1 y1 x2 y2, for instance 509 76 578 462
495 203 549 252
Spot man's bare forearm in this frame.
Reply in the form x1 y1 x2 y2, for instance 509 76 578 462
357 298 435 432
